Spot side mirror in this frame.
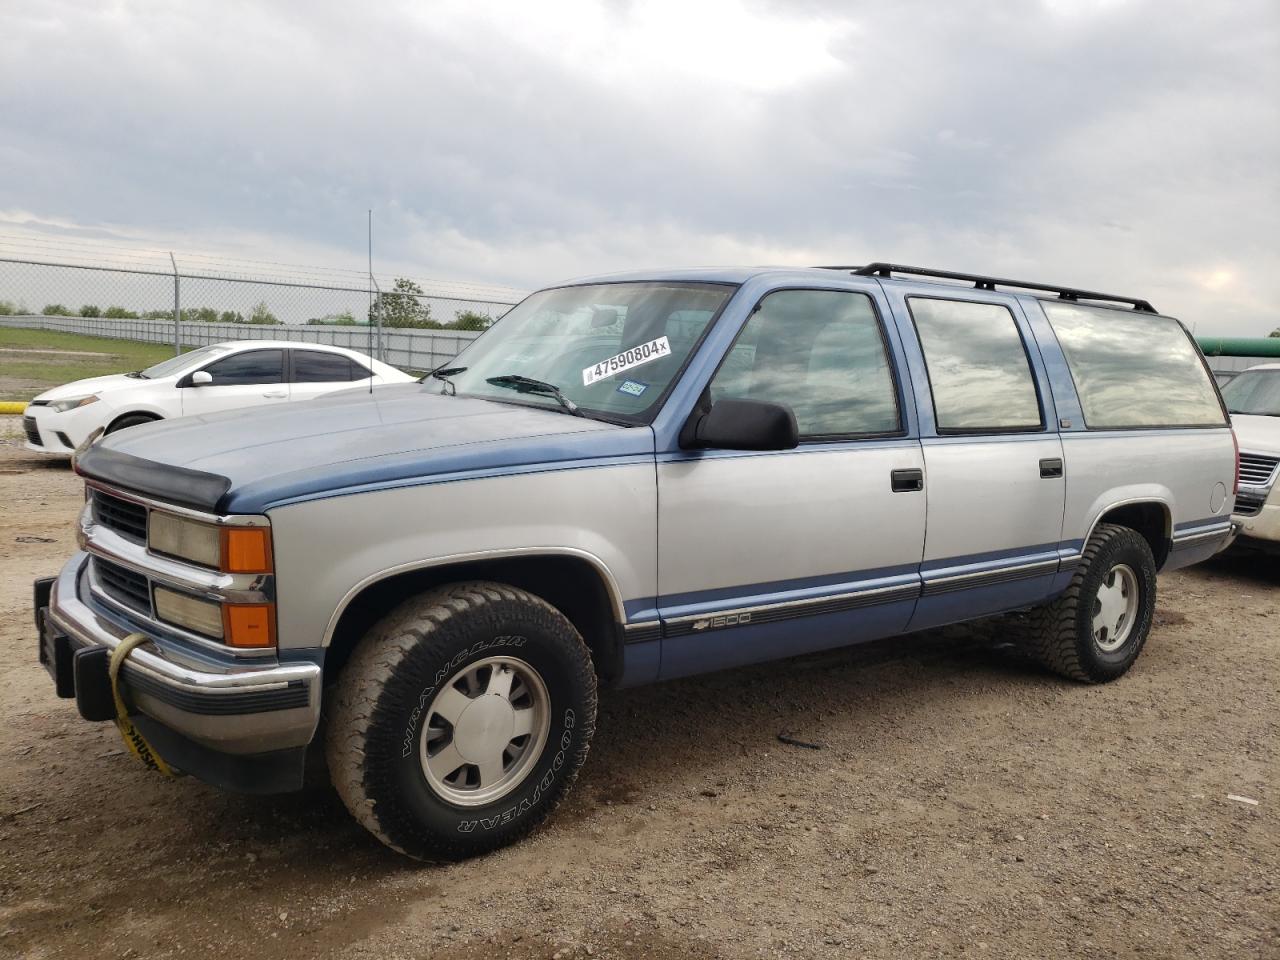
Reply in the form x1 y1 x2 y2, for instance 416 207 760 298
189 370 213 387
691 398 799 451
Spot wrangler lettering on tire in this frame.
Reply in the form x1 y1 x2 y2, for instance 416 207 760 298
326 582 597 860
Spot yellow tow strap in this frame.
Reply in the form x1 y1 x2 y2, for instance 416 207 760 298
110 633 175 778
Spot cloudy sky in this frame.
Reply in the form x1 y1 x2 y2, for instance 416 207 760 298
2 0 1277 333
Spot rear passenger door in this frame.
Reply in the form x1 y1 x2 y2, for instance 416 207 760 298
656 287 926 679
288 350 374 401
881 288 1067 631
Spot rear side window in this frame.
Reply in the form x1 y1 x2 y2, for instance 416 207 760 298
1042 302 1226 428
908 298 1042 432
709 289 900 438
292 350 367 382
202 350 283 385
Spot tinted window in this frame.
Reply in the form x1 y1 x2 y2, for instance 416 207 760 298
202 350 284 385
1043 302 1226 428
709 289 899 438
292 350 363 382
908 298 1042 432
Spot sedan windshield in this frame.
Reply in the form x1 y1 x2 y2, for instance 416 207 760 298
141 344 232 379
1220 368 1280 417
441 282 735 422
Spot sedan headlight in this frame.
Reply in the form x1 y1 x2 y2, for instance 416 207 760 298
49 394 99 413
148 512 221 568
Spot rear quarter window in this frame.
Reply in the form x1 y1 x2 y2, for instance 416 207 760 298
1042 302 1225 429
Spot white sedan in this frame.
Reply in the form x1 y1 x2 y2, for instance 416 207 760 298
22 339 415 455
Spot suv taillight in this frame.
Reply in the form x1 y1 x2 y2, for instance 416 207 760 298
1231 428 1240 495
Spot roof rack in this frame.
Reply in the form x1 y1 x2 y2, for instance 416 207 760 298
814 262 1156 313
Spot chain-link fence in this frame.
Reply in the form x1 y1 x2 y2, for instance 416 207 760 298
0 255 520 372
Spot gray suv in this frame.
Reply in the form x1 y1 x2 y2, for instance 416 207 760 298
35 263 1237 859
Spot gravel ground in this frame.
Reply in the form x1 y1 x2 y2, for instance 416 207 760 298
0 428 1275 960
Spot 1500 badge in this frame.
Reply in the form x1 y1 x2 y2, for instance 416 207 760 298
692 612 752 631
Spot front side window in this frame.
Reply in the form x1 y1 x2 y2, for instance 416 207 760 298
908 298 1042 432
708 289 900 438
442 282 734 422
293 350 364 383
202 350 284 385
1043 302 1226 428
1215 368 1280 418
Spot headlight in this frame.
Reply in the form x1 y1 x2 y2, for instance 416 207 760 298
49 394 99 413
148 511 274 573
149 512 220 568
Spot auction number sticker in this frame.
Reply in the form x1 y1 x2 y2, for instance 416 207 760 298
583 336 671 386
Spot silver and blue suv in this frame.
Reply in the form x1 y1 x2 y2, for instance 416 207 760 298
34 263 1237 859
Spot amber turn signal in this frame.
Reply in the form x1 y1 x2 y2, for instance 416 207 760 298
221 527 273 573
222 603 276 648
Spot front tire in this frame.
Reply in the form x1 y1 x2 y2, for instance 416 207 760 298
1023 523 1157 683
326 582 597 860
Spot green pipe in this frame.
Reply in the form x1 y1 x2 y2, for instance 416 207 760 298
1196 337 1280 358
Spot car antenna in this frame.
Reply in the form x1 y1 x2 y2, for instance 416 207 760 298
367 209 375 395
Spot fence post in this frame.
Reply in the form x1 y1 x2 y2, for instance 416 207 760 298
169 252 180 356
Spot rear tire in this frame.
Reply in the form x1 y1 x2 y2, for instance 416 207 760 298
326 581 597 860
1022 523 1157 683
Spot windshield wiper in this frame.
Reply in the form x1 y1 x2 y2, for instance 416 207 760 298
424 364 467 394
485 374 583 417
125 370 148 379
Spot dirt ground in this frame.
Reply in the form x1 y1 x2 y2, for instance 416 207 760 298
0 425 1275 960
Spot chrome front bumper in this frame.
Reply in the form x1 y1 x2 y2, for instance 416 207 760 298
46 552 322 756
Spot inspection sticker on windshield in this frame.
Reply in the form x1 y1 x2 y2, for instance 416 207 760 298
582 336 671 386
617 380 648 397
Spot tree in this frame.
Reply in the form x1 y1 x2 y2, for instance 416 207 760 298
248 301 281 325
42 304 73 316
183 306 218 323
375 278 436 328
79 304 101 317
103 306 139 319
219 310 244 324
1270 327 1280 338
452 310 491 331
307 310 357 325
0 300 17 316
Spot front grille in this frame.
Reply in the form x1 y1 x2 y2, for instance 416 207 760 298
94 557 152 615
1234 491 1267 517
93 491 148 542
1239 452 1280 487
22 416 41 446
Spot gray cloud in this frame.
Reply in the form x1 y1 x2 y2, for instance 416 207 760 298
0 0 1276 334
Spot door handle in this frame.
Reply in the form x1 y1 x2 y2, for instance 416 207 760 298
891 468 924 493
262 391 287 399
1039 457 1064 479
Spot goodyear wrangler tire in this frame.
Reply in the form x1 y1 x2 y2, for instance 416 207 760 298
1023 523 1157 683
326 581 597 860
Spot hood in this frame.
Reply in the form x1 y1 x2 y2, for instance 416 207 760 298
75 383 653 513
33 372 153 402
1231 413 1280 455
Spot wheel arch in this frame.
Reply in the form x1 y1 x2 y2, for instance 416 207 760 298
104 409 164 433
1085 498 1172 570
322 550 626 687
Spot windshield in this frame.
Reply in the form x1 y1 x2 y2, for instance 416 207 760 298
140 344 233 379
441 281 735 422
1220 368 1280 416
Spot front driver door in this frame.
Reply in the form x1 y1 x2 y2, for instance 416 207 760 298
656 287 926 680
180 348 289 416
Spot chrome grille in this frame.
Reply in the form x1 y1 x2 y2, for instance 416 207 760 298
22 416 41 446
94 557 152 615
93 491 148 541
1234 491 1267 517
1239 452 1279 487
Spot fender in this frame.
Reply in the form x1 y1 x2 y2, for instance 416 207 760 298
319 545 627 648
